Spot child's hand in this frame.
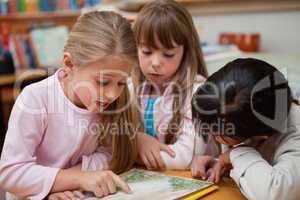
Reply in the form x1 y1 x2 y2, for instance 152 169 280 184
206 162 226 183
218 149 232 167
207 150 233 183
47 190 84 200
79 170 131 198
191 155 216 179
137 132 175 170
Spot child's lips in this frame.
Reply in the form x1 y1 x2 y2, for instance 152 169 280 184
147 73 164 78
97 101 110 109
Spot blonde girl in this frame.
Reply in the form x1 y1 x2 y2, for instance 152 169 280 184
0 11 139 200
132 0 208 170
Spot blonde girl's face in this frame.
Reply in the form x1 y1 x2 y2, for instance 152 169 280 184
138 40 184 89
63 54 131 113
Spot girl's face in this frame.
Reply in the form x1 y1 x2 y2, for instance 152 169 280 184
138 39 184 90
62 54 131 113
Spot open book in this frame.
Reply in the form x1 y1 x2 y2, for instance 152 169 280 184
85 168 218 200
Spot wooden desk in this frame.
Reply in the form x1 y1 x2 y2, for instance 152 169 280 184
165 170 247 200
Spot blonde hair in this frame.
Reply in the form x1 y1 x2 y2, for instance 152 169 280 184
133 0 208 144
64 11 137 66
65 11 139 173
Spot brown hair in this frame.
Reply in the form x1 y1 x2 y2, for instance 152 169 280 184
133 0 208 144
65 11 139 173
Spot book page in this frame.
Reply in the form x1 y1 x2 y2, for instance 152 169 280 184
84 168 214 200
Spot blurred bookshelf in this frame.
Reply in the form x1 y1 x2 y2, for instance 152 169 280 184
0 11 80 21
118 0 300 15
0 1 118 78
0 1 94 81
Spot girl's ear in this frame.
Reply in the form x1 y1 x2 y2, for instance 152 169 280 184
62 52 75 77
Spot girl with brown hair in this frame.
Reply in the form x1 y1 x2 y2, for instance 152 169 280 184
132 0 208 170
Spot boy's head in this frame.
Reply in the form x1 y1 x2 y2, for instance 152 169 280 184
192 58 294 145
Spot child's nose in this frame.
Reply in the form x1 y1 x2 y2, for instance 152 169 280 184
151 54 161 67
105 86 122 102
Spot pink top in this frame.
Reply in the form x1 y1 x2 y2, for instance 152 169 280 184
0 70 111 200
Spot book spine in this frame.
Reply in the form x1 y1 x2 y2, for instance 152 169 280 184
85 0 100 7
47 0 57 12
57 0 69 11
17 0 27 12
25 0 38 13
27 35 40 68
92 0 101 6
12 34 26 69
24 36 37 69
8 0 17 14
20 35 30 69
38 0 49 12
0 0 8 15
68 0 78 11
9 35 20 70
0 37 3 55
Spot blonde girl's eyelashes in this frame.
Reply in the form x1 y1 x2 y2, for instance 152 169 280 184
97 80 127 87
97 79 110 86
118 81 127 86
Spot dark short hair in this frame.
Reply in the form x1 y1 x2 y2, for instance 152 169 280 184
192 58 294 140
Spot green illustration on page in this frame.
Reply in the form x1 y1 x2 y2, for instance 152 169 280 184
84 168 214 200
